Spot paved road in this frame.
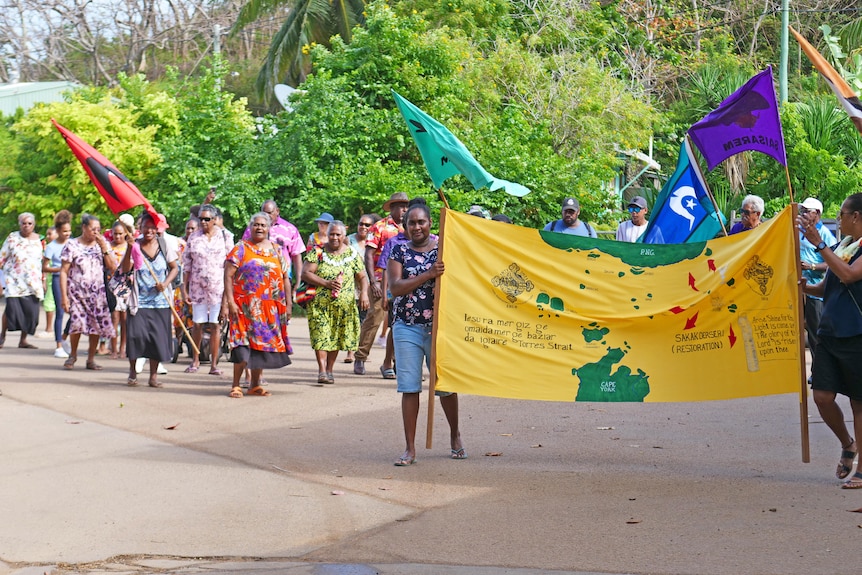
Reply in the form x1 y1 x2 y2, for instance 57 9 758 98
1 310 860 575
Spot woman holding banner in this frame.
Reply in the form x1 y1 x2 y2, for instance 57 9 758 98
387 200 465 466
800 192 862 487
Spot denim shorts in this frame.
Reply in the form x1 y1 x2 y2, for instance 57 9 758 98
392 321 452 396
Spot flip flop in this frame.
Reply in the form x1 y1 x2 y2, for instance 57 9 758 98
18 343 37 349
184 365 200 373
842 472 862 489
127 377 139 387
208 368 224 376
451 448 468 460
86 361 103 371
380 366 396 380
247 386 271 396
229 386 243 398
394 455 416 467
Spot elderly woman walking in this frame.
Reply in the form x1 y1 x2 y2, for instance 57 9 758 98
224 212 293 398
302 220 369 384
0 212 45 350
59 214 117 370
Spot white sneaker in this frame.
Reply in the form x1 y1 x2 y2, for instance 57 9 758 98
61 339 72 355
157 363 168 375
376 336 386 348
53 348 69 359
135 357 146 374
35 331 53 339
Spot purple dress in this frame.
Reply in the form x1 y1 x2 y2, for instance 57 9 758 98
62 239 115 338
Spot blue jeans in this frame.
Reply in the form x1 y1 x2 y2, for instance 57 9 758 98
392 321 451 396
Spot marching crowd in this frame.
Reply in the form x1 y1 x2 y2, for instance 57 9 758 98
4 190 862 479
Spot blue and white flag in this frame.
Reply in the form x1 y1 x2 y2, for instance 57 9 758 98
641 140 724 244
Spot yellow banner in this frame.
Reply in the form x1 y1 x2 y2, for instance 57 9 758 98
435 207 802 402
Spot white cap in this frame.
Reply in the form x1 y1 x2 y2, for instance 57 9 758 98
119 213 135 228
800 198 823 213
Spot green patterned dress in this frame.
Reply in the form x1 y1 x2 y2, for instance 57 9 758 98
304 247 365 351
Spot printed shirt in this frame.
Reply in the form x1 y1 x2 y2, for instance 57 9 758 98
799 222 837 287
366 216 403 281
390 243 437 325
183 228 233 305
137 242 178 309
379 232 439 271
0 232 44 299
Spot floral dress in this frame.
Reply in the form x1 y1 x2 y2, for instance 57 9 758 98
226 240 292 354
62 238 115 338
110 242 129 312
0 232 44 299
304 247 365 351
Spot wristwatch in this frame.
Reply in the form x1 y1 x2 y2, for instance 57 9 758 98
814 241 827 252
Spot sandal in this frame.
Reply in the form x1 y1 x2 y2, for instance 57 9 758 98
229 386 243 398
837 439 857 480
247 386 271 396
127 377 139 387
842 472 862 489
184 365 199 373
148 376 164 388
86 361 103 371
324 372 334 384
317 373 328 384
380 366 396 380
208 368 224 376
63 357 77 370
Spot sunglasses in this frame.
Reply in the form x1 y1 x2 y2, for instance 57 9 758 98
740 209 759 216
358 221 373 227
199 217 213 222
628 206 643 213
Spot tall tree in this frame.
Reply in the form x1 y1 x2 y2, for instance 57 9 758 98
231 0 367 100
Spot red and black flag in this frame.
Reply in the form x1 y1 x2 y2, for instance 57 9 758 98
52 119 167 229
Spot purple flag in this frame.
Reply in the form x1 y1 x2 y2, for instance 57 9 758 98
688 66 787 171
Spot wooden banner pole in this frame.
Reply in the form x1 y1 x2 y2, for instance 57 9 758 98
792 202 810 462
426 206 448 449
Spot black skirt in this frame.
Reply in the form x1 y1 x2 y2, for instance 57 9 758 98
4 295 39 335
126 308 172 362
229 345 292 370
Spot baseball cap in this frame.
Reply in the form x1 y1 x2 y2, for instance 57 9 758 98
561 197 580 211
119 214 135 228
627 196 648 210
800 198 823 213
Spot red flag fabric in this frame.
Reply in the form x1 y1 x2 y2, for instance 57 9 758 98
52 119 167 230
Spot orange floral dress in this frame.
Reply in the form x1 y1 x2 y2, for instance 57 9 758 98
226 240 292 353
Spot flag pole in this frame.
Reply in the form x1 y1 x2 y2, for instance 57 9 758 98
685 135 728 237
425 207 448 449
436 187 450 209
784 165 795 203
792 202 811 462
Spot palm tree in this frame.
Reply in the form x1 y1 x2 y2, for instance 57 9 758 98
232 0 366 101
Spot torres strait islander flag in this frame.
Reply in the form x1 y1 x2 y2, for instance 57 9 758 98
434 208 800 402
687 66 787 171
789 26 862 135
640 140 724 244
52 119 167 229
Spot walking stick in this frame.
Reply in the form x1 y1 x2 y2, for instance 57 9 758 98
139 253 200 356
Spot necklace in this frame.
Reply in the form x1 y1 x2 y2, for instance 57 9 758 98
322 248 358 267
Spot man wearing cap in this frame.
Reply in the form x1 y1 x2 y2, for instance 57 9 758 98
354 192 409 375
307 212 334 250
544 197 597 237
799 197 837 363
616 196 649 243
243 200 305 290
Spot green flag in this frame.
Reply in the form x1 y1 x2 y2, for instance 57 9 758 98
392 90 530 197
